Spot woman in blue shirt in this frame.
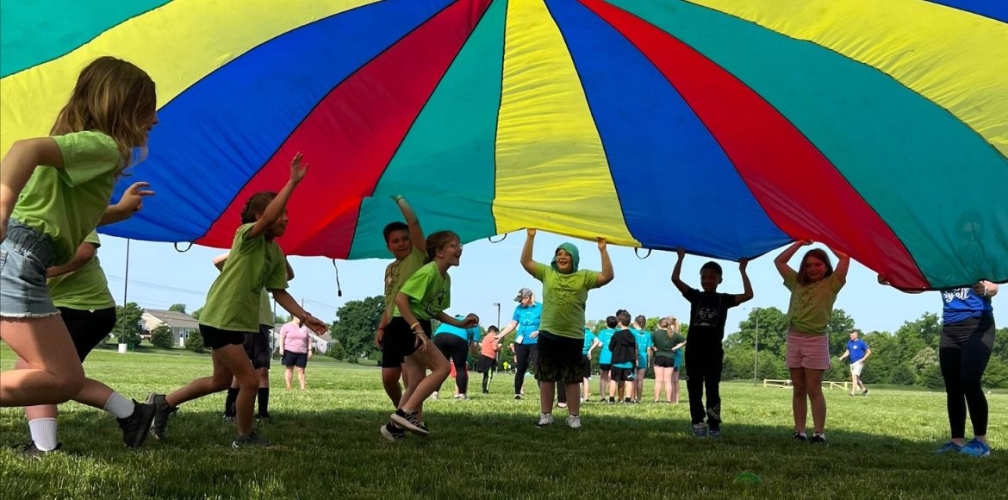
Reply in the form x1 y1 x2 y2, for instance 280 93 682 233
880 275 998 457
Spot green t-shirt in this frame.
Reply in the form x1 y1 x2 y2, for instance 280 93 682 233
47 230 115 310
259 289 273 327
784 270 844 335
533 263 598 339
385 247 426 321
199 223 288 333
651 329 681 359
11 131 121 265
394 261 451 321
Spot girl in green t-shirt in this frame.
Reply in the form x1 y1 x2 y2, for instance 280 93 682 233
1 57 156 412
384 231 478 438
774 240 850 445
147 155 327 448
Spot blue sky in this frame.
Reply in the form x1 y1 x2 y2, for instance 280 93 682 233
96 230 1004 335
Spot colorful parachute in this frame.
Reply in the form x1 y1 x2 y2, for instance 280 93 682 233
2 0 1006 290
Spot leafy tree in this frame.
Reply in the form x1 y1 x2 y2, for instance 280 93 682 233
114 302 145 346
982 357 1008 389
910 346 939 373
827 309 857 358
191 306 203 320
859 331 893 384
994 327 1008 362
921 363 945 390
168 303 187 314
275 313 291 324
889 362 917 385
726 307 789 358
331 296 385 363
326 341 346 361
184 329 204 353
150 325 174 348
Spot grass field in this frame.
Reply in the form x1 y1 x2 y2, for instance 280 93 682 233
1 345 1006 499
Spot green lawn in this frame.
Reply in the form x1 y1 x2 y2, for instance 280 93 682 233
1 346 1005 499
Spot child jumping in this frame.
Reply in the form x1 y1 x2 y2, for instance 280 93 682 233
774 241 849 445
520 229 613 429
1 57 157 413
671 249 752 438
147 154 327 447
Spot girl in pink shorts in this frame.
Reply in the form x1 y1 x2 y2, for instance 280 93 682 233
774 241 850 445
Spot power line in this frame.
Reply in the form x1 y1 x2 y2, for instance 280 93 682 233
106 274 205 296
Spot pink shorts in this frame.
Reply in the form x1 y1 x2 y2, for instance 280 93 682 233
785 329 831 370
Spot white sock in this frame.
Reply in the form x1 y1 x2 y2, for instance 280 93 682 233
28 418 59 451
103 392 136 419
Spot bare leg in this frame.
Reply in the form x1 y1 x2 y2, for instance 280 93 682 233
805 369 827 434
1 316 85 406
789 367 808 434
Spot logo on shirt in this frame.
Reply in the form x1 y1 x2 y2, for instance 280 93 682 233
942 287 970 303
696 306 719 326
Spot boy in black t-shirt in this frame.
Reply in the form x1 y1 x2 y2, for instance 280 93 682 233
607 310 638 404
671 249 753 437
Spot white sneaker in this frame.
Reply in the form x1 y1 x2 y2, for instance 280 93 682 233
567 415 581 429
536 413 554 427
432 392 439 400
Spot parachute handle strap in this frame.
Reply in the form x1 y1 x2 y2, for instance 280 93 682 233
488 234 507 243
174 242 193 253
635 247 652 260
332 259 343 297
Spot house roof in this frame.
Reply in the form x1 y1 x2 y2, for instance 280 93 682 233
144 309 199 329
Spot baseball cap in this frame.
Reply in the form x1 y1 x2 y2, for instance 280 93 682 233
514 288 533 302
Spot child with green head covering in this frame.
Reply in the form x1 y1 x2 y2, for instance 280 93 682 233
519 228 614 429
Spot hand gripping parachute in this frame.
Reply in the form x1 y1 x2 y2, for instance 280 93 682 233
2 0 1006 290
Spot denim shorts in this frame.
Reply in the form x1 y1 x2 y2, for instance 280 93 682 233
0 220 59 318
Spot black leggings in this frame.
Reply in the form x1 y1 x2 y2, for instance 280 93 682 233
685 345 723 430
514 343 538 395
940 316 995 439
435 334 470 395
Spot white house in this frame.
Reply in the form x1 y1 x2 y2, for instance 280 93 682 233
142 309 199 347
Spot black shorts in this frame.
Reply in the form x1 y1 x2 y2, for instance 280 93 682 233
282 351 308 368
477 355 497 373
654 356 675 368
380 317 432 368
243 325 273 369
611 367 635 382
534 332 583 384
582 354 592 379
599 363 612 373
199 324 245 350
60 307 117 361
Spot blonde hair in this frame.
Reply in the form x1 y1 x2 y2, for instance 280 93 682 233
50 56 157 171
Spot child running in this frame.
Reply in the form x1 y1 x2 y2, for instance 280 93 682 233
520 229 613 429
1 57 157 412
375 196 425 440
382 231 478 440
147 154 326 447
774 241 849 445
16 183 155 456
671 249 752 438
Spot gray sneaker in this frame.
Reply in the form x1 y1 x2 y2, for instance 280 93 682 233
232 431 271 448
117 400 156 449
391 410 428 436
146 393 178 441
692 423 708 438
14 442 61 459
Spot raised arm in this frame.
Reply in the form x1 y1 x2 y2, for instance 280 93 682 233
735 258 754 304
520 228 538 276
394 196 425 253
249 153 307 239
670 248 691 295
595 238 614 287
47 241 97 278
774 240 808 280
830 246 851 284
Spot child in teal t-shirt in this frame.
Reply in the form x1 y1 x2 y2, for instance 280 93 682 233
631 315 654 403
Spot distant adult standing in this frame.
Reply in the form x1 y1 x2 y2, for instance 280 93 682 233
498 288 543 400
838 331 871 396
280 318 313 391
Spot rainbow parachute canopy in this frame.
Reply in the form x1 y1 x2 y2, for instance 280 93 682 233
2 0 1007 290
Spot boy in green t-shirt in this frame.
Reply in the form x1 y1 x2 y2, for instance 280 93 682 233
375 196 426 442
520 228 614 429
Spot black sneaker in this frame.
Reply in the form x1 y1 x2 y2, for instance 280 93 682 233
380 423 407 442
792 432 807 442
117 400 156 449
14 441 62 459
514 394 522 400
391 409 428 436
809 433 828 446
863 389 869 396
222 413 235 422
255 413 272 423
146 393 178 441
232 431 271 448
